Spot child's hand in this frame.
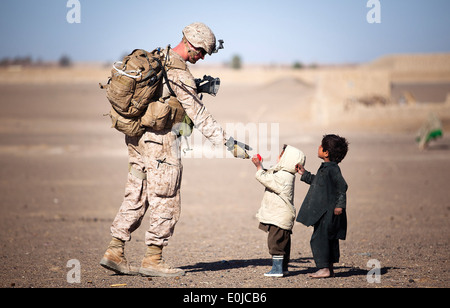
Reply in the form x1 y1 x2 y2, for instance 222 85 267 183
251 155 262 170
295 163 305 175
334 208 343 215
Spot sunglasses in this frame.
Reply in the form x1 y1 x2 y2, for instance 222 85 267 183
195 46 207 56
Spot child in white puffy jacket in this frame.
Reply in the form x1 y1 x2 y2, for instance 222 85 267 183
252 144 306 277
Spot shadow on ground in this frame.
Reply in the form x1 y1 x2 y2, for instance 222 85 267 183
181 257 397 278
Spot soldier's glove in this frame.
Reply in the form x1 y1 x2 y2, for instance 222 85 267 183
225 137 251 159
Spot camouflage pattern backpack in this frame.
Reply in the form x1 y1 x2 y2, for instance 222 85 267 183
100 48 175 137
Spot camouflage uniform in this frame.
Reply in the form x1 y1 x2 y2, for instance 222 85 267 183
110 48 227 247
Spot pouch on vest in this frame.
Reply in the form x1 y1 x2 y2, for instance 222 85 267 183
164 96 194 136
166 96 185 125
109 107 145 137
140 99 172 131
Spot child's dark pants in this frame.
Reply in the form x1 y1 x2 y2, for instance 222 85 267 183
311 215 340 269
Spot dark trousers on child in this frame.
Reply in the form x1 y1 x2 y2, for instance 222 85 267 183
259 223 291 265
310 216 340 269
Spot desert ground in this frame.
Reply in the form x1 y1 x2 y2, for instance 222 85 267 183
0 54 449 291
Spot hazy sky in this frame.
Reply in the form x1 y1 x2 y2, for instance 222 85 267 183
1 0 449 65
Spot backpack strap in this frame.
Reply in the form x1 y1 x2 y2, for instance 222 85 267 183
156 47 178 98
164 71 176 97
166 56 187 71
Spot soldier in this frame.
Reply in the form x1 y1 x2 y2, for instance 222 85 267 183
100 22 249 277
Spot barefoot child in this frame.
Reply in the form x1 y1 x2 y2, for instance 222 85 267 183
252 145 306 277
296 134 349 278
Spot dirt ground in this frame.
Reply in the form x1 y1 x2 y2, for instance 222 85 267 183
0 64 449 291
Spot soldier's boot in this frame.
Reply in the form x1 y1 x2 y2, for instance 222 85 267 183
100 237 138 275
138 244 185 277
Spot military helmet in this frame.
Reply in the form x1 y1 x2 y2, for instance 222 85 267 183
182 22 216 55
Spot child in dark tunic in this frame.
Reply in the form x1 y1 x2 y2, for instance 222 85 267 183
296 134 349 278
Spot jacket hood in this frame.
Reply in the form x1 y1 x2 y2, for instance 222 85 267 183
273 145 306 174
